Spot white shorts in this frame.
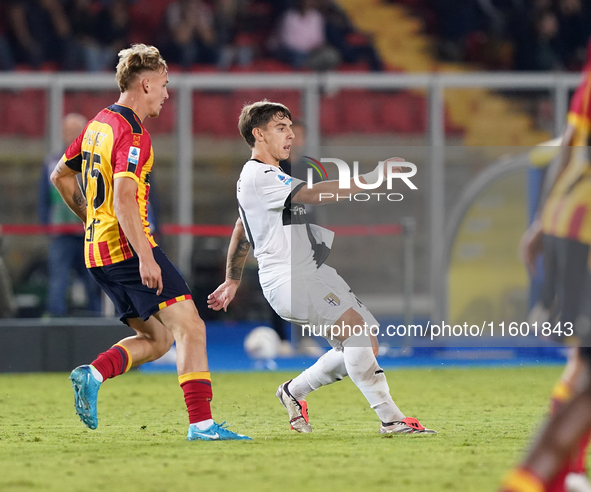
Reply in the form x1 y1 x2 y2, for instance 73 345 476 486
263 264 379 349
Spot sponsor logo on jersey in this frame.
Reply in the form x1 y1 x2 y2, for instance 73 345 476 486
324 293 340 306
128 146 140 165
276 174 293 186
291 205 306 216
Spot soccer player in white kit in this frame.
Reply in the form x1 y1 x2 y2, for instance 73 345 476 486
208 101 436 435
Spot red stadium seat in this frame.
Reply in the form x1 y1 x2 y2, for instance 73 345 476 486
5 90 46 136
338 62 371 72
190 65 220 73
128 0 170 45
379 92 428 134
193 92 230 136
252 59 293 73
320 96 340 135
340 89 380 133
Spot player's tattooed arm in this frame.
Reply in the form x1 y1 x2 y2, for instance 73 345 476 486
50 158 87 223
226 219 250 281
72 186 87 220
207 218 250 312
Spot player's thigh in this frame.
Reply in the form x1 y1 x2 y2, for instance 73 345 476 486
556 238 589 323
309 265 379 329
88 265 141 323
95 247 192 323
154 299 205 339
263 280 309 325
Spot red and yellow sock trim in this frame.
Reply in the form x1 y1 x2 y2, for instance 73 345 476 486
113 344 133 374
500 468 545 492
158 294 192 311
179 371 211 386
551 380 572 403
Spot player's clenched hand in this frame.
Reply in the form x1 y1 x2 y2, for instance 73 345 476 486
207 280 239 312
139 255 163 296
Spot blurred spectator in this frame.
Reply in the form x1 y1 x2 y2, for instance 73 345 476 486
38 113 101 316
163 0 219 68
319 0 383 71
66 0 128 71
88 0 130 71
430 0 480 62
558 0 591 69
533 10 565 70
275 0 341 71
215 0 254 69
7 0 77 69
67 0 99 70
0 4 16 70
427 0 591 71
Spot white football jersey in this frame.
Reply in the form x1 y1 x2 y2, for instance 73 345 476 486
237 159 333 291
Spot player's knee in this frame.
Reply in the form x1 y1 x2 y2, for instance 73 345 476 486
340 309 365 327
170 316 206 346
372 344 379 357
160 329 175 353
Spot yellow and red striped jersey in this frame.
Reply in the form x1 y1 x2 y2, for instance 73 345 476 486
541 74 591 244
63 103 157 268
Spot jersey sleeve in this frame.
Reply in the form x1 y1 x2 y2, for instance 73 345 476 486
255 166 306 211
112 129 151 183
567 75 591 130
62 122 90 172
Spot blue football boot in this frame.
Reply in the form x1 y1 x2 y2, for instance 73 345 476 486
187 421 252 441
69 365 101 430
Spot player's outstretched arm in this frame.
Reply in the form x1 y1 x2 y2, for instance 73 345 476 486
207 217 250 312
292 157 405 205
114 176 163 295
50 158 87 223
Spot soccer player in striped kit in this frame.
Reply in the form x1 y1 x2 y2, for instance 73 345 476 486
51 44 250 441
501 43 591 492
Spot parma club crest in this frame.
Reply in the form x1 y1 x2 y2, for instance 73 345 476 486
324 293 340 306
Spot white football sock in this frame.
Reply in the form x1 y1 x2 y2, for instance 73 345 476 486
192 418 214 430
288 349 348 400
89 364 104 383
341 336 405 423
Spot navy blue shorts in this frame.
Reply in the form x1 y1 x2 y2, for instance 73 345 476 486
89 246 192 324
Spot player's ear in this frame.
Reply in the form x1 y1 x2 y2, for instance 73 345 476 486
141 77 150 94
252 127 264 142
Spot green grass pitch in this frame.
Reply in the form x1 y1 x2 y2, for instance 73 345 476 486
0 366 571 492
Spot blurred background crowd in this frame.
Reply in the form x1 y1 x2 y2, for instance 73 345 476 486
0 0 384 72
424 0 591 70
0 0 589 74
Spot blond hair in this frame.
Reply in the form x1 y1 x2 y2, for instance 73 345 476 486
238 100 292 148
115 44 168 93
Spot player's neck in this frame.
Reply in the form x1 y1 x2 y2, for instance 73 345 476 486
251 149 279 167
116 93 146 122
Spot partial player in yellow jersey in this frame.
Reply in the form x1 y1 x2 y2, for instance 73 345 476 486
501 45 591 492
51 44 250 441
